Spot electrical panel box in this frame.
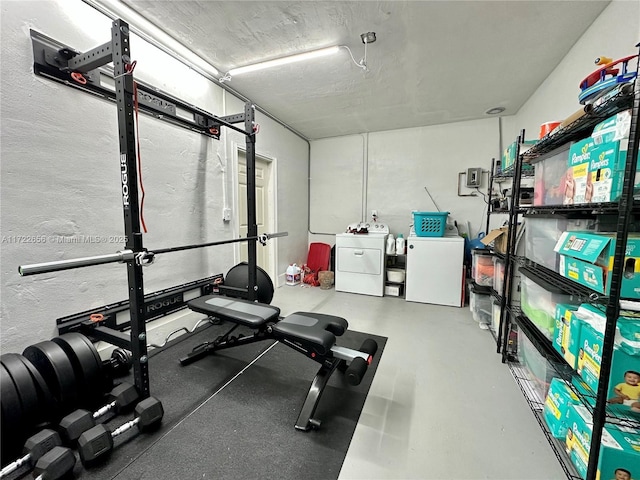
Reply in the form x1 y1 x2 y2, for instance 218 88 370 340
466 168 482 188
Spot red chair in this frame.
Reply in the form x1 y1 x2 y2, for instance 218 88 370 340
303 243 331 286
307 242 331 272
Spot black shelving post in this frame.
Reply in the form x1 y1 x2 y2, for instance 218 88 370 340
586 73 640 480
486 158 495 235
111 19 150 398
499 132 525 360
244 103 258 302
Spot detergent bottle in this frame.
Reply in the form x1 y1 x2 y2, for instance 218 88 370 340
286 264 301 286
386 234 396 255
395 234 405 255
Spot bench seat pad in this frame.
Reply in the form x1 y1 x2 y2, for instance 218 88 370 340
188 295 280 327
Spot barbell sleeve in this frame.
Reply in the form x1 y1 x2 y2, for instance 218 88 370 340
18 250 134 276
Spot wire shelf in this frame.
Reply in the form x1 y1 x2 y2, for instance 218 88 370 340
518 259 604 303
522 201 640 216
522 84 634 163
513 314 640 430
508 362 582 480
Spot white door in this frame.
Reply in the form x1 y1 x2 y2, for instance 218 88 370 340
237 150 274 278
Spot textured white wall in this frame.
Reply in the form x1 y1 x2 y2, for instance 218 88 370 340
309 118 501 244
0 0 309 353
502 0 639 143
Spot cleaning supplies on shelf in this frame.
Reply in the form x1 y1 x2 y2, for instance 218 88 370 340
395 234 405 255
386 234 396 255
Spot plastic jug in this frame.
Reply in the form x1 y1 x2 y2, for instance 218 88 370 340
386 234 396 255
286 264 301 286
395 234 405 255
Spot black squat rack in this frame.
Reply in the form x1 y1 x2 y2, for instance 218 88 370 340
21 19 285 398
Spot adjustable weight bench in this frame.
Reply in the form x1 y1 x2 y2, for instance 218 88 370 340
180 295 378 431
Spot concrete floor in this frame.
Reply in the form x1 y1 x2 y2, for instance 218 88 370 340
270 285 566 480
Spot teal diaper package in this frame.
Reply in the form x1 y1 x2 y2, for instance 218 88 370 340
565 404 640 480
544 377 582 439
553 304 582 369
575 306 640 418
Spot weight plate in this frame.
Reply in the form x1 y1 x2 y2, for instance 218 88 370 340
0 363 23 442
23 341 78 411
1 353 39 426
225 262 275 304
16 353 58 420
52 333 106 407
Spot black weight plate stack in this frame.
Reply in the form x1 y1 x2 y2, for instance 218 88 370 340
23 341 79 417
1 363 23 465
52 333 110 408
16 352 58 420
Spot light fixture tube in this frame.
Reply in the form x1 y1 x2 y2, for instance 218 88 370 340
83 0 219 77
228 46 340 76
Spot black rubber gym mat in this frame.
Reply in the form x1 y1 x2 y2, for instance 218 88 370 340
67 322 385 480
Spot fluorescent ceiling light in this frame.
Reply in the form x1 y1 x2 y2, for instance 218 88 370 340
228 46 340 76
83 0 219 77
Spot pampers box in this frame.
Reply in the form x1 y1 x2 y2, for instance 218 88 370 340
574 305 640 416
543 377 581 439
554 231 640 298
553 304 582 369
588 139 639 204
566 138 597 205
565 404 640 480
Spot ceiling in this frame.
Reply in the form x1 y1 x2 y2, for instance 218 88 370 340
120 0 609 140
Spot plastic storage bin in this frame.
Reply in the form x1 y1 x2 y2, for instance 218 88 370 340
517 328 557 401
493 257 505 295
469 287 492 326
412 211 448 237
471 250 494 287
520 271 580 340
492 299 502 334
524 217 592 272
524 215 633 272
533 144 571 206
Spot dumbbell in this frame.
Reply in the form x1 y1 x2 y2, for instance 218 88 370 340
59 382 139 443
78 396 164 465
0 429 61 478
32 447 76 480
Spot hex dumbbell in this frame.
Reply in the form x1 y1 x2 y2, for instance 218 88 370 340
58 382 139 443
0 429 61 478
78 396 164 465
32 446 76 480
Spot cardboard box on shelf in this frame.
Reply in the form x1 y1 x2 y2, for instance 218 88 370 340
565 404 640 480
481 227 509 254
502 140 537 173
554 231 640 298
566 137 597 205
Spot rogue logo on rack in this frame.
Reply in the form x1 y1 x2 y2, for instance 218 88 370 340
120 154 129 207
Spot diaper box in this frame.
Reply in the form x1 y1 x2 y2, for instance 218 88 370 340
554 231 640 298
502 140 536 173
574 307 640 414
565 138 597 205
588 139 638 204
592 109 631 145
553 304 582 369
565 404 640 480
543 377 582 439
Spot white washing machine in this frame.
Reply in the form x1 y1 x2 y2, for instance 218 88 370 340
335 223 389 297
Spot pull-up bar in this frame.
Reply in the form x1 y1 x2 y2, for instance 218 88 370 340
18 232 288 277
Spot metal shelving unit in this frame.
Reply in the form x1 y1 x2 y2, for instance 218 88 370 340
497 67 640 479
508 362 582 480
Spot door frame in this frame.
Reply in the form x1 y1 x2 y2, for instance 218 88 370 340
233 142 278 283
